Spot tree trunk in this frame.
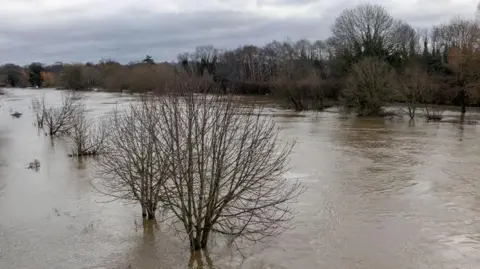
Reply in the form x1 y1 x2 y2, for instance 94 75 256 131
318 97 324 111
146 204 156 220
141 205 147 219
189 237 202 250
200 228 211 249
460 89 466 114
188 250 214 268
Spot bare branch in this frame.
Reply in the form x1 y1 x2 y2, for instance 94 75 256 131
94 97 169 220
42 91 83 136
396 65 430 119
68 107 109 156
154 77 303 250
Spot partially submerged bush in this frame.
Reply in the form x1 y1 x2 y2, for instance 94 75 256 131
421 79 446 121
344 57 394 116
68 108 108 157
396 66 430 120
423 105 445 121
273 73 325 111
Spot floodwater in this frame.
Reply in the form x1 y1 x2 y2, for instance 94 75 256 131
0 89 479 269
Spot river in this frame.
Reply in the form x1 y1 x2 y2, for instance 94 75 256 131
0 89 479 269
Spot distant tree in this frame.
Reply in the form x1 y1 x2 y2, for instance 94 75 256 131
60 64 85 90
440 18 480 114
142 55 155 64
331 4 407 66
41 71 56 87
7 70 22 87
28 62 44 87
7 71 21 87
44 62 64 73
1 64 24 87
0 74 6 87
124 64 175 92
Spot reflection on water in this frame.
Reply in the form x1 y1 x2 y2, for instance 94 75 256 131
0 89 479 269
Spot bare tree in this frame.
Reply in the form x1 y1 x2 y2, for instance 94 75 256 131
442 18 480 114
60 64 101 90
391 22 419 57
154 77 303 250
420 80 447 121
68 107 108 157
43 91 82 136
273 70 324 111
397 66 429 119
344 57 394 116
31 95 45 128
331 4 402 57
95 97 168 220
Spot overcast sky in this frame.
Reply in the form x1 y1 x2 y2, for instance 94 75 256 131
0 0 477 65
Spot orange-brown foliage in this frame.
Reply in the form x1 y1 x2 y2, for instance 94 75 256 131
41 71 56 87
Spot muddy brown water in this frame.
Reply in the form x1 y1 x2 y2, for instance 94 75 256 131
0 89 479 269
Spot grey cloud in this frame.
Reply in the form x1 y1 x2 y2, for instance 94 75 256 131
0 0 477 64
0 9 331 64
257 0 319 6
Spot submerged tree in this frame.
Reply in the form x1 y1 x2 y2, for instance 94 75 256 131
42 91 83 136
95 98 168 220
344 57 394 116
68 107 109 157
421 81 446 121
397 65 430 119
95 75 303 249
155 77 303 250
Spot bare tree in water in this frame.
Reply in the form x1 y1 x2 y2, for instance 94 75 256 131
42 91 83 136
95 98 168 220
422 83 446 121
68 107 109 157
31 95 45 127
396 65 429 120
155 77 303 250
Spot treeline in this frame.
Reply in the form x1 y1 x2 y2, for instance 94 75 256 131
2 3 480 114
0 56 175 92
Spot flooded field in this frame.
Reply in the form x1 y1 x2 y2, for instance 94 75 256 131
0 89 479 269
